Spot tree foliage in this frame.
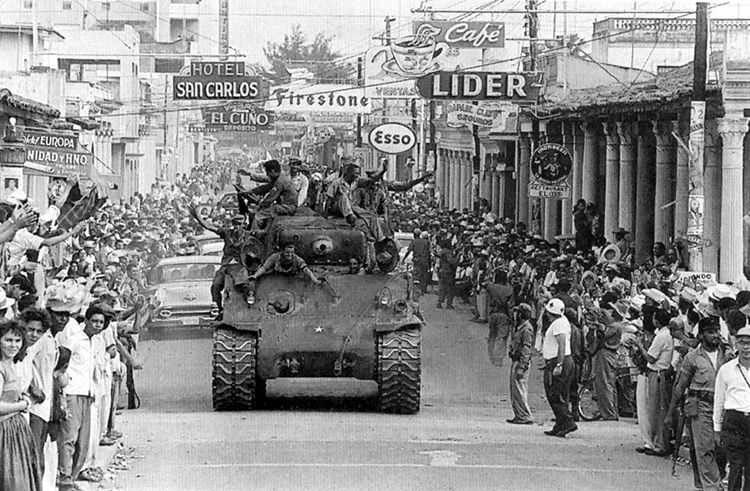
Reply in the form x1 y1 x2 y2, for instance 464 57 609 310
263 25 355 84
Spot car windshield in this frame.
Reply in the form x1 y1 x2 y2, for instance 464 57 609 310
155 263 217 282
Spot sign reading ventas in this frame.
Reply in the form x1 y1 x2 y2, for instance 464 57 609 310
412 21 504 49
174 61 264 100
415 72 542 101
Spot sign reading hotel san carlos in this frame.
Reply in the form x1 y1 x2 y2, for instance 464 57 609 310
528 143 573 199
412 20 505 49
368 123 416 154
415 71 543 101
173 61 264 100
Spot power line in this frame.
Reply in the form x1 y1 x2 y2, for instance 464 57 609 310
92 6 714 119
71 0 133 50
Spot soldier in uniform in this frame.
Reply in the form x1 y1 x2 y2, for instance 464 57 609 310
189 208 251 321
239 159 298 233
665 316 729 490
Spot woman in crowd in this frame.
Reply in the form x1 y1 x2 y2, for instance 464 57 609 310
0 320 42 491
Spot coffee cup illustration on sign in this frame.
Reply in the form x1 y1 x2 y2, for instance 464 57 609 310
370 24 448 77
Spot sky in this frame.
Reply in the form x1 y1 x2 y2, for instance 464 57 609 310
227 0 750 66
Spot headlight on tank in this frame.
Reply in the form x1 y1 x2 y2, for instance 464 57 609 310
377 287 392 307
394 299 408 314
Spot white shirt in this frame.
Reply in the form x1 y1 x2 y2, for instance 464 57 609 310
542 316 571 360
713 358 750 431
29 332 58 422
55 321 96 397
707 350 718 369
647 326 674 371
7 229 44 266
292 173 309 206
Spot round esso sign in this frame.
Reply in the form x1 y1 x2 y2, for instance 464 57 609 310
368 123 416 155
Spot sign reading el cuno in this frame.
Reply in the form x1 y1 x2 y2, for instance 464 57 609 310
173 61 264 100
368 123 416 154
528 143 573 199
412 20 505 49
415 72 543 102
202 102 274 132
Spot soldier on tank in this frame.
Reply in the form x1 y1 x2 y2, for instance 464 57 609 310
237 159 297 234
189 208 252 321
354 158 433 238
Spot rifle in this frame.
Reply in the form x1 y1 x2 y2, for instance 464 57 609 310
671 399 686 476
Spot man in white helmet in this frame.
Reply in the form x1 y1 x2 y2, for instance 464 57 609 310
541 298 577 437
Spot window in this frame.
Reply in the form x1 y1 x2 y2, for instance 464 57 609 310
23 0 32 8
140 2 149 11
62 0 71 9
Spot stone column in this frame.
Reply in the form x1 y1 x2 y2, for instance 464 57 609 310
491 172 500 215
718 117 750 282
704 120 721 275
616 121 637 237
543 199 558 242
571 123 584 230
653 119 676 246
435 149 444 208
581 121 599 203
561 122 575 234
602 122 620 243
674 114 690 240
460 152 469 211
635 121 656 264
448 151 456 210
598 132 607 215
517 134 531 225
745 133 750 271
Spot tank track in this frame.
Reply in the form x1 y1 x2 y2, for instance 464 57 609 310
377 328 421 414
212 327 257 411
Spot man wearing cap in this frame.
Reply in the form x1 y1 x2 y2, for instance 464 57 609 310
666 316 728 491
541 298 577 437
189 207 252 321
507 303 534 425
289 159 309 207
240 159 298 229
714 325 750 490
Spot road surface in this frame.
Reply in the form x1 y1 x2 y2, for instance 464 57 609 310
115 297 693 490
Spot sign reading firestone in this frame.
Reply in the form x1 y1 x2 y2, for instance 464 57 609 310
173 61 263 100
412 20 504 48
415 72 543 101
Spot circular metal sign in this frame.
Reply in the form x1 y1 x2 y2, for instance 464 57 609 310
368 123 417 155
530 143 573 184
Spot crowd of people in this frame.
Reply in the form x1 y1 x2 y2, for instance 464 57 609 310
395 189 750 490
0 156 252 491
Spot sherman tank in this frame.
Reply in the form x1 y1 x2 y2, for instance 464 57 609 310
211 214 423 414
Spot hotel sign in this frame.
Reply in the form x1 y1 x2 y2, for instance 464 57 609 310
173 61 266 100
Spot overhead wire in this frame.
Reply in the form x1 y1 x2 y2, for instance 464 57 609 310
92 3 720 120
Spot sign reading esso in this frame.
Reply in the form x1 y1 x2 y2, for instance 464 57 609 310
368 123 416 154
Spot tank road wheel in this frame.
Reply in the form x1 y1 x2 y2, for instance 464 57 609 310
377 328 421 414
212 327 257 411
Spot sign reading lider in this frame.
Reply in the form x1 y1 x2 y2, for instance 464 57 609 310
415 71 542 101
528 143 573 200
173 61 262 100
368 123 416 154
202 103 274 131
412 20 504 49
266 85 371 115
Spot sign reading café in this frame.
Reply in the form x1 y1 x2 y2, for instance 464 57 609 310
412 20 505 49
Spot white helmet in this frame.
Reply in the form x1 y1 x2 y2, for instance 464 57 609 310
545 298 565 316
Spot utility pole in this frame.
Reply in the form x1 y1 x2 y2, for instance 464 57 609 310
356 56 363 148
163 74 169 179
687 1 708 271
527 0 541 234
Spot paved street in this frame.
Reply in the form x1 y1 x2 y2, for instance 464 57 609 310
114 297 694 490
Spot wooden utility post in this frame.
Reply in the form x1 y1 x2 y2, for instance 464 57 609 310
356 56 363 148
687 2 708 271
527 0 541 234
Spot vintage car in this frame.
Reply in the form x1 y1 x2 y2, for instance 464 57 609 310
199 241 223 256
145 255 222 332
